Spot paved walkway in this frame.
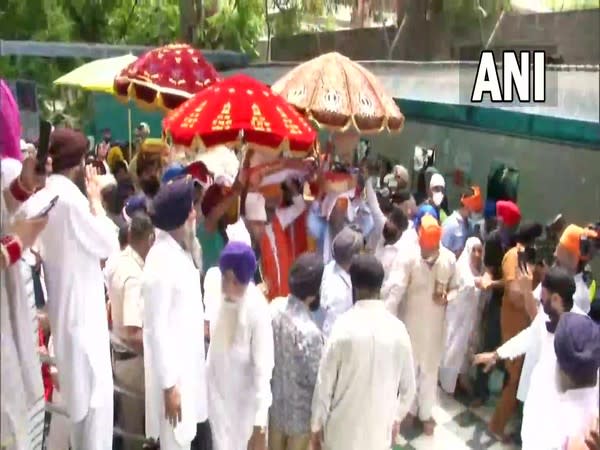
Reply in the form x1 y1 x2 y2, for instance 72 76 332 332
394 387 521 450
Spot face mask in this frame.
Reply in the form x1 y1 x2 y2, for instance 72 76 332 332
470 212 483 222
103 136 111 143
140 177 160 197
432 191 444 206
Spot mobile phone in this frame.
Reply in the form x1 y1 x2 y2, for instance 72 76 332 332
32 195 59 219
36 120 52 174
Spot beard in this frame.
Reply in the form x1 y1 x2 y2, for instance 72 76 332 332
183 219 201 268
542 299 559 332
211 300 240 352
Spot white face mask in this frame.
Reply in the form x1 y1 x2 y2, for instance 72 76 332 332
432 191 444 206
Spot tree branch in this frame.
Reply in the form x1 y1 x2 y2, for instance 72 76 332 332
387 8 408 60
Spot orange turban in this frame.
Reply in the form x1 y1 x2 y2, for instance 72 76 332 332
461 186 483 213
419 214 442 250
559 224 598 260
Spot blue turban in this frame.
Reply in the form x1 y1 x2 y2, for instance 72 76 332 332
413 204 439 228
219 241 257 285
554 312 600 380
124 194 148 217
161 162 185 184
149 177 194 231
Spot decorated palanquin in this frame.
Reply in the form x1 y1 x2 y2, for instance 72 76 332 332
114 43 220 110
271 52 404 133
163 75 318 300
272 52 405 220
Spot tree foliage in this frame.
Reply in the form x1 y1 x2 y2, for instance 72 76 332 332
0 0 265 121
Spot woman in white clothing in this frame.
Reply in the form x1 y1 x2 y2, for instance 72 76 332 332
440 237 483 394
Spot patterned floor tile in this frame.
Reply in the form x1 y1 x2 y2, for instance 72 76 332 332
470 400 496 423
487 442 521 450
443 410 498 449
410 424 471 450
433 389 468 425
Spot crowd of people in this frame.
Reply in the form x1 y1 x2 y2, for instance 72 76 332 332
1 120 600 450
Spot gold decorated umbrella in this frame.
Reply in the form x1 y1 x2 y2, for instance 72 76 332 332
271 52 404 133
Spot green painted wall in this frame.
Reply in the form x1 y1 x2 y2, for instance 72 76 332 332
86 93 165 142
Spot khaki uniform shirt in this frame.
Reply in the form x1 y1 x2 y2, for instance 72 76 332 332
107 246 144 329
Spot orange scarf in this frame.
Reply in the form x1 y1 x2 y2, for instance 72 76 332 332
260 216 291 301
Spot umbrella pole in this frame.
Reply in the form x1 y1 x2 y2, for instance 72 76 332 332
128 106 132 161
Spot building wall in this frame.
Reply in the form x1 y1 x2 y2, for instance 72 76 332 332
271 9 600 64
365 120 600 230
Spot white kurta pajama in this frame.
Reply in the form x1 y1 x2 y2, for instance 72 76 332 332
205 270 274 450
319 260 353 337
311 300 416 450
1 159 44 450
383 247 457 421
440 238 483 393
364 176 416 266
26 174 119 450
142 231 208 450
494 304 588 449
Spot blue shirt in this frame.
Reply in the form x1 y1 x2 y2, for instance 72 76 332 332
441 210 469 256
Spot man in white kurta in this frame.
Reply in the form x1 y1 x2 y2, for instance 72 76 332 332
363 175 413 269
473 266 589 449
205 241 274 450
1 157 46 450
26 129 119 450
142 177 208 450
552 313 600 450
383 214 457 435
320 226 363 337
311 254 416 450
517 227 593 404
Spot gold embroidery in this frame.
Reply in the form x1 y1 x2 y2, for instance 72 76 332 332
276 106 301 135
212 102 233 131
251 104 271 132
180 100 207 129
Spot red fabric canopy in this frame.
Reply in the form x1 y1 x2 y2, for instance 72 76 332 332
163 74 317 155
114 43 220 110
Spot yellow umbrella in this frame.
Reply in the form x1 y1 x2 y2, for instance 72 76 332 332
53 54 137 94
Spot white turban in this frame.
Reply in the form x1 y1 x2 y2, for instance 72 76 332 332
429 173 445 189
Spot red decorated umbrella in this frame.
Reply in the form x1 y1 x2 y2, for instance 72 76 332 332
271 52 404 133
163 74 317 156
114 43 220 110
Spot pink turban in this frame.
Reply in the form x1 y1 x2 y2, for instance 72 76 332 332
0 79 23 161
